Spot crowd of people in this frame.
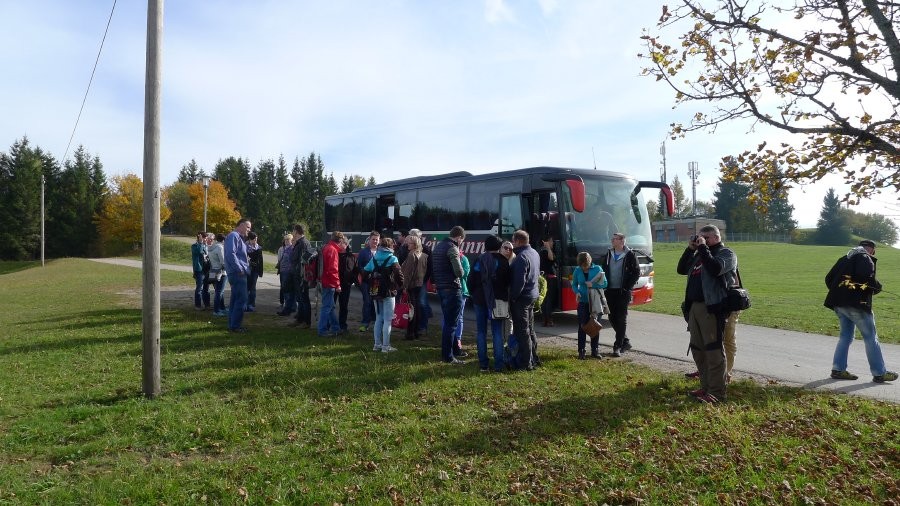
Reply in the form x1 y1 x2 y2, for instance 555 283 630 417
191 219 897 392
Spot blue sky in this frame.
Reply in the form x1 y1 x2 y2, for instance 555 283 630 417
2 0 897 230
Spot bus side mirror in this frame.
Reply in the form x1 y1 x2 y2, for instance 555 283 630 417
635 181 674 217
565 180 585 212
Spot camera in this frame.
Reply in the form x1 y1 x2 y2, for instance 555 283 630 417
690 235 698 242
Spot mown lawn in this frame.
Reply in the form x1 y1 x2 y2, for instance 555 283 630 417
640 242 900 343
0 258 898 504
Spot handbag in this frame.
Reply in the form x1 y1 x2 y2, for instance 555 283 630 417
723 268 751 312
392 292 415 329
491 299 509 319
581 290 603 338
207 268 223 284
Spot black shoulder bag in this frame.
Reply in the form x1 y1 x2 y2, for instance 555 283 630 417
723 268 751 312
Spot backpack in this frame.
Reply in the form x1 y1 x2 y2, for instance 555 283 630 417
339 250 358 286
368 257 393 299
535 274 547 312
302 247 320 285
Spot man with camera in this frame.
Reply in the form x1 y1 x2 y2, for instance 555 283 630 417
676 225 737 403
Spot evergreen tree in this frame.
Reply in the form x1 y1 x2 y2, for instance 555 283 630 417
177 159 204 184
214 157 251 214
273 154 292 236
670 175 690 218
248 158 286 251
340 174 369 194
814 188 851 245
296 152 329 240
57 147 106 256
287 156 305 226
37 147 65 257
367 176 377 187
713 177 761 234
0 137 43 259
763 189 797 234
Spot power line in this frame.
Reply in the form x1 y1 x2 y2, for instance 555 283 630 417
62 0 117 164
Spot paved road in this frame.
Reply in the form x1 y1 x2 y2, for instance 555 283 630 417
91 257 900 403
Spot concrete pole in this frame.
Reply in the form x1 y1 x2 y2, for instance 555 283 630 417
41 175 45 267
142 0 163 399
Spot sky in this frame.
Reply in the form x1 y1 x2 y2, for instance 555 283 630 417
1 0 897 232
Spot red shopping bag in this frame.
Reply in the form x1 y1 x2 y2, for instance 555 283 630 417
392 292 415 329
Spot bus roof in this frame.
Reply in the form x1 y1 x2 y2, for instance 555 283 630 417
329 166 635 199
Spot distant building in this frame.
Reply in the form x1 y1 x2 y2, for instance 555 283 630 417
652 217 727 243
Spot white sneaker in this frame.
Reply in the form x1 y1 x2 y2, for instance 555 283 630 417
381 346 397 353
373 345 382 351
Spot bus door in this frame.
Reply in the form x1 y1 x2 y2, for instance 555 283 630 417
528 191 563 310
528 191 560 245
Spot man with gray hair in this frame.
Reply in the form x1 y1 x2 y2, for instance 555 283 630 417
676 225 736 403
509 229 541 370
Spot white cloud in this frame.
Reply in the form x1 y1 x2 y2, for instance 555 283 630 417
484 0 516 24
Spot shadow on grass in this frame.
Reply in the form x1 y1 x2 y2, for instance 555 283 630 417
438 376 816 459
1 308 143 356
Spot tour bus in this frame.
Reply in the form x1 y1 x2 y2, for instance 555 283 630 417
323 167 672 311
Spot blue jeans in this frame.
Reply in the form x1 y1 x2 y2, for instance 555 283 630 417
318 287 340 335
359 282 375 327
213 275 226 312
443 294 467 351
419 286 432 332
438 288 462 362
832 307 887 376
193 272 207 308
475 303 505 371
247 273 259 308
227 273 248 330
373 297 396 349
295 279 311 325
281 271 296 313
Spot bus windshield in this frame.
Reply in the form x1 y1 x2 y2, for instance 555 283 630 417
563 175 652 256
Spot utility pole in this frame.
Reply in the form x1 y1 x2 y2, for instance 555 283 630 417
142 0 163 399
202 176 211 231
658 141 667 216
687 161 699 216
41 175 45 267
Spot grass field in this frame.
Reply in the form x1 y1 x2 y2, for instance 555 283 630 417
0 257 898 504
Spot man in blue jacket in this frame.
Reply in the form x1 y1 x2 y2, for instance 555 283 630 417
509 229 540 371
224 218 252 333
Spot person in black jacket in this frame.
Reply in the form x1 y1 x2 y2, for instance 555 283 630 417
825 240 896 383
246 231 264 312
599 233 640 357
